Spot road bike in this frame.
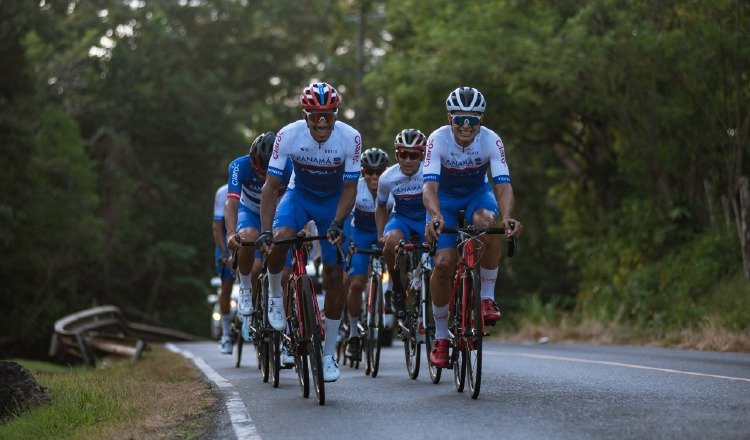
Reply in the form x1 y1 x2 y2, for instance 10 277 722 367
346 243 387 378
395 235 440 383
232 244 281 385
442 211 516 399
269 233 333 405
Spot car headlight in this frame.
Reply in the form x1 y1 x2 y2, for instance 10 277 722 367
212 312 221 321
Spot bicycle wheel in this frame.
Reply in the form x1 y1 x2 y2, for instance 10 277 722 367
423 269 441 384
302 278 325 405
403 310 420 379
295 349 310 398
452 285 465 392
271 331 281 388
236 331 244 368
290 287 310 398
465 269 482 399
366 274 384 378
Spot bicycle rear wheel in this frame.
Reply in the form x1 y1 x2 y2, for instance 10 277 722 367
466 269 482 399
302 278 325 405
366 274 383 378
422 269 442 384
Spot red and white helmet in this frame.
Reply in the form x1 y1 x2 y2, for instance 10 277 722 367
300 82 341 111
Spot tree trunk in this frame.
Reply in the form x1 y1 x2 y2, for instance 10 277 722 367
738 176 750 279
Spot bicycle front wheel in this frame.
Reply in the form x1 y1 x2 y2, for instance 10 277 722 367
452 286 465 392
466 269 483 399
403 299 420 379
271 331 281 388
366 274 384 378
302 277 325 405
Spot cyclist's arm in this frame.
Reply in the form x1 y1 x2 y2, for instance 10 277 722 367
375 202 388 241
494 182 522 237
260 175 282 233
224 197 239 249
423 181 443 241
333 179 357 224
213 219 227 256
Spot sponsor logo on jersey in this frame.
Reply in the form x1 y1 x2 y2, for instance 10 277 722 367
273 131 283 159
424 138 434 166
497 139 506 164
353 135 361 164
231 162 240 186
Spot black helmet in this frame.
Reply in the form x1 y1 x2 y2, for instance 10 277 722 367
394 128 427 151
445 86 486 113
250 131 275 170
360 148 390 169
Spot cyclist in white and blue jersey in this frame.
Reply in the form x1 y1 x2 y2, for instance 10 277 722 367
344 148 392 361
257 82 361 382
212 183 235 354
423 86 523 368
224 133 293 333
375 129 428 320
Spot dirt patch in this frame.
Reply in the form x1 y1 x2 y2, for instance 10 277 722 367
0 360 51 421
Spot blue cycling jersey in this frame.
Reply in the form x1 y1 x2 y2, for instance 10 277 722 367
226 155 293 213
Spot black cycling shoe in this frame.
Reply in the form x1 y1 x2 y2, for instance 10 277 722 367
345 336 361 361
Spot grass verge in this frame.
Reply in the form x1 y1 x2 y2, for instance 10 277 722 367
0 346 216 439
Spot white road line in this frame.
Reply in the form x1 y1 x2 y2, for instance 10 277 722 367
165 343 262 439
486 350 750 383
227 391 261 440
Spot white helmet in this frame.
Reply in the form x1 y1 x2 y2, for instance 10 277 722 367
445 86 486 113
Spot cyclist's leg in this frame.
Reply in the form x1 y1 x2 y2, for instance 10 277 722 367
216 245 235 352
467 185 502 321
237 206 261 316
267 190 308 330
382 216 406 316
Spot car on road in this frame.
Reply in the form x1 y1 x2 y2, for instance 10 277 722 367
208 277 238 340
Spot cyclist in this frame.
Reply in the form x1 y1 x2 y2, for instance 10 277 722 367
375 129 428 321
423 86 523 368
213 183 236 354
224 133 293 330
344 148 392 361
257 82 361 382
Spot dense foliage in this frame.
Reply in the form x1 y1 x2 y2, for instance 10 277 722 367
1 0 747 358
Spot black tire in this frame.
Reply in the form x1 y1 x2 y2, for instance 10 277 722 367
367 275 383 378
302 277 325 405
404 315 420 380
260 334 270 383
466 270 482 399
423 269 441 384
236 332 243 368
290 283 309 398
452 278 465 393
271 331 281 388
295 350 310 398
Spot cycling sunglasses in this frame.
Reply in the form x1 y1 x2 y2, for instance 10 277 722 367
362 168 386 176
451 114 482 127
396 150 422 161
303 109 338 124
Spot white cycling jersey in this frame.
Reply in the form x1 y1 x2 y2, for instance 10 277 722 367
213 184 228 222
423 125 510 195
352 177 394 230
268 120 361 198
376 163 425 222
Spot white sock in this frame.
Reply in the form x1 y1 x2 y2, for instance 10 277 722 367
480 267 498 301
269 270 283 298
349 315 359 338
221 314 232 338
324 318 340 356
239 272 252 289
432 304 450 339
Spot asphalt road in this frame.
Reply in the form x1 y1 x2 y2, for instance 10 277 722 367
169 338 750 440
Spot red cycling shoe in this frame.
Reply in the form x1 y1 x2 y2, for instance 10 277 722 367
481 299 502 323
428 339 450 368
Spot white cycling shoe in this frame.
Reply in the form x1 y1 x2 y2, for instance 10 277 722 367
268 297 287 331
219 336 232 355
238 287 253 316
322 355 340 382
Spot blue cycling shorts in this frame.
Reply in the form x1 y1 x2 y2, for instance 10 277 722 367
274 189 342 265
384 212 426 243
432 183 498 250
348 227 378 276
237 204 262 259
214 245 235 280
